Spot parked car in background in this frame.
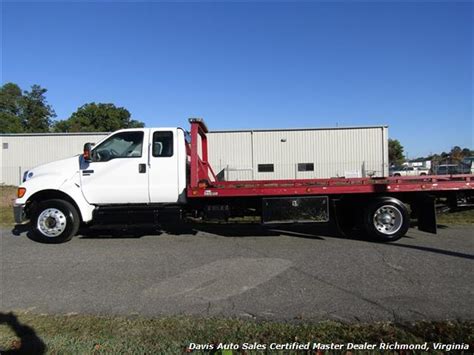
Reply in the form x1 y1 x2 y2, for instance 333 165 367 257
459 157 474 174
435 164 460 175
389 166 430 177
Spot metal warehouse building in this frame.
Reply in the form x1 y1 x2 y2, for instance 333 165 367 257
207 126 389 181
1 133 108 185
1 125 388 186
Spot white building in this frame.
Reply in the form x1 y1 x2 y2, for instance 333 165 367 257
1 133 108 185
207 126 389 181
1 125 388 185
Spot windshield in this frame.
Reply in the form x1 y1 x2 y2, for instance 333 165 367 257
92 131 144 162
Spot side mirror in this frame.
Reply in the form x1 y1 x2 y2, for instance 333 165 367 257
83 143 94 161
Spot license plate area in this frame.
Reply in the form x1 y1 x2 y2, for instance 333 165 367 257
262 196 329 224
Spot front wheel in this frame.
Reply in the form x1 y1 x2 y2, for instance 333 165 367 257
364 198 409 242
30 199 80 243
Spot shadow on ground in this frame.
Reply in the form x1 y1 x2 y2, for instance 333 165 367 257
0 313 46 354
76 222 344 241
10 221 473 260
387 243 474 260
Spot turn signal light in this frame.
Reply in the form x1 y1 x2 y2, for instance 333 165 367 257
17 188 26 198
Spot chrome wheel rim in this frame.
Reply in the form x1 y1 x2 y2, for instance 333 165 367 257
37 208 67 237
373 205 403 235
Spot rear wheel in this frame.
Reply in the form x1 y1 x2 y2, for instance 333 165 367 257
30 199 80 243
364 198 409 242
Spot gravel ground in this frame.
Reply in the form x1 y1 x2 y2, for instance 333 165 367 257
1 224 473 322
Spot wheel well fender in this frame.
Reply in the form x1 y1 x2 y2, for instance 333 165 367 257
26 190 83 222
369 196 406 206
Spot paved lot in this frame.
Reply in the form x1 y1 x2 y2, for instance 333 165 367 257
0 224 473 322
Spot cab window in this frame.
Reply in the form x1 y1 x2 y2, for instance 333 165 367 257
93 131 144 162
152 131 173 157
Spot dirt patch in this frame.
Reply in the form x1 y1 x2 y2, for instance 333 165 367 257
1 186 17 208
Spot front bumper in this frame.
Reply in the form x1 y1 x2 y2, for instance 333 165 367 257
13 204 27 224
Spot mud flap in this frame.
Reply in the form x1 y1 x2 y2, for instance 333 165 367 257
331 198 356 237
416 195 437 234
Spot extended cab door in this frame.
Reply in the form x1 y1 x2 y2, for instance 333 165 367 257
80 130 150 204
148 128 186 203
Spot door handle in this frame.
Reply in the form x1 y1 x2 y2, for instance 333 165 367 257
138 164 146 173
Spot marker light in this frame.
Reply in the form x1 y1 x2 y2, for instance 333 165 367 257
198 181 208 189
17 188 26 198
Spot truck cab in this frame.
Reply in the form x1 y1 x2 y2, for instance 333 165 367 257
14 127 188 242
81 127 187 204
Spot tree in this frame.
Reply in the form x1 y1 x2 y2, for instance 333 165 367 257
449 146 463 162
461 148 472 157
388 139 404 165
20 85 56 132
0 83 23 133
0 83 55 133
54 103 144 132
1 83 143 133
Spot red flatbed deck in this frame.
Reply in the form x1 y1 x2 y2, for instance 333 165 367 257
186 119 473 199
187 175 473 198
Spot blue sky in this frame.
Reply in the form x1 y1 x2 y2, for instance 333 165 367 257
2 1 472 157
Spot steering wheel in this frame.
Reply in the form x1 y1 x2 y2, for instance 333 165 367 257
94 150 105 161
109 149 119 157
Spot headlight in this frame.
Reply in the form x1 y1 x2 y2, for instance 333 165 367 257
22 170 34 182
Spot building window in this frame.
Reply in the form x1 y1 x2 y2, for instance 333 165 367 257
258 164 274 173
2 143 8 149
298 163 314 172
152 131 174 157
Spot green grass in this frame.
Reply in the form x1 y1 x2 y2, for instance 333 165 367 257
0 312 472 354
0 186 17 226
437 208 474 225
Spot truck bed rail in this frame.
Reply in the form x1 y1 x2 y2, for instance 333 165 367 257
188 174 473 198
186 119 473 198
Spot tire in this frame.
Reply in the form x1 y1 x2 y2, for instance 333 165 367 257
420 173 426 176
363 198 409 242
29 199 80 244
393 173 401 177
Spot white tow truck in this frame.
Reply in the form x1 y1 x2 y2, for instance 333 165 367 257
13 119 474 244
